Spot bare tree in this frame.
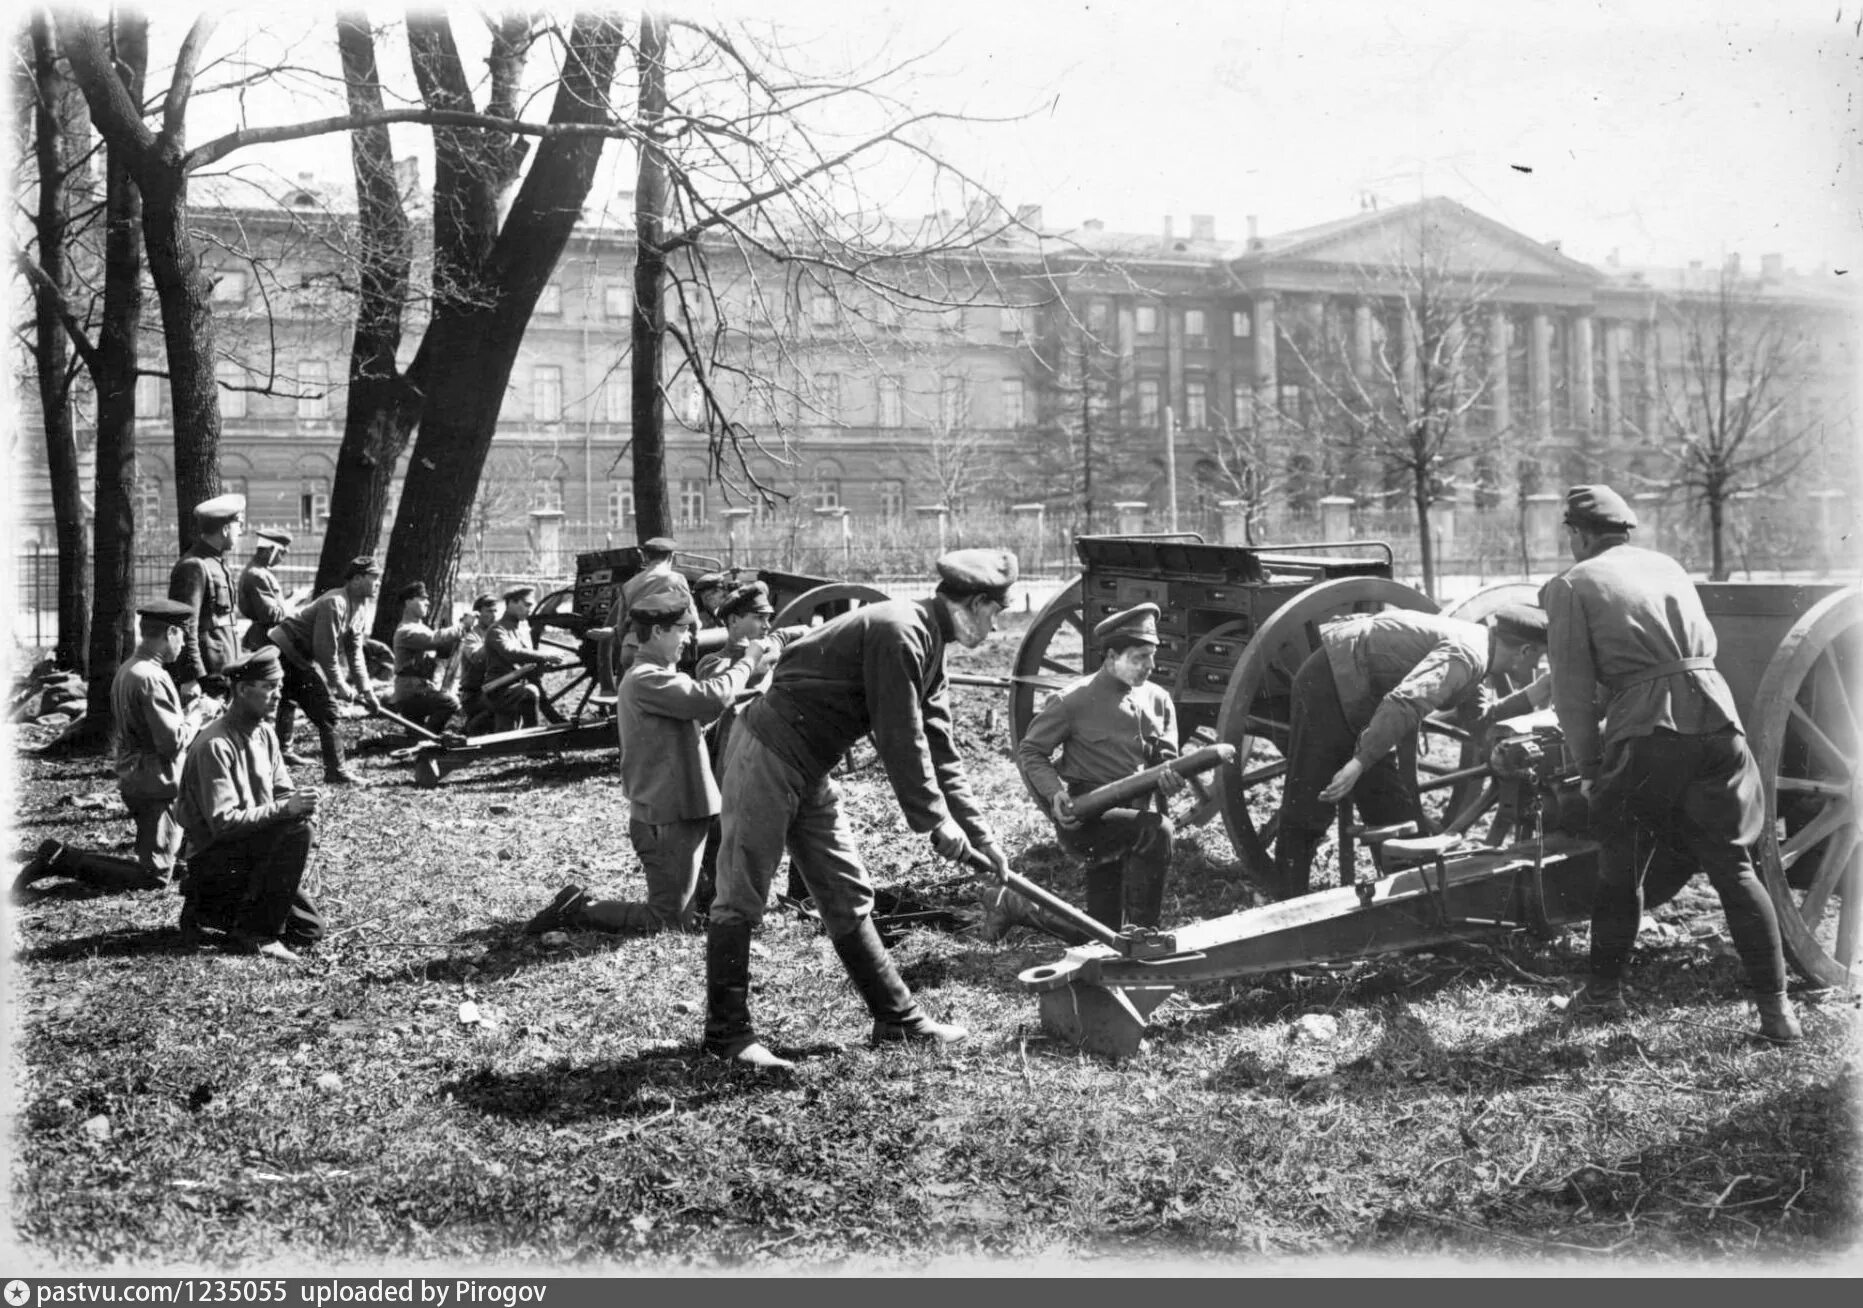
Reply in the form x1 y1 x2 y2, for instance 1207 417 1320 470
1198 413 1286 545
1263 214 1508 597
1637 268 1821 581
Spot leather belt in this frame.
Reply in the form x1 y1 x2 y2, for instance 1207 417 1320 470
1607 655 1716 696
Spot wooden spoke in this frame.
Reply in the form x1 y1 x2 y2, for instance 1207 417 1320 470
1777 775 1849 798
1780 800 1852 871
1789 702 1855 779
1799 824 1858 928
1813 649 1859 752
1835 856 1861 974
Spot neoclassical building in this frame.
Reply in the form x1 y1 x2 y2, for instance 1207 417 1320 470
13 188 1858 557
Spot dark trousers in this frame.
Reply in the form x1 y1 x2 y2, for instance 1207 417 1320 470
1057 784 1173 929
183 818 325 947
273 645 345 775
490 683 541 731
1273 650 1416 898
1587 727 1785 995
392 685 460 735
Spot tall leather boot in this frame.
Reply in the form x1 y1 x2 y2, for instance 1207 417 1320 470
703 921 791 1068
1273 827 1322 901
1083 861 1124 929
1754 991 1803 1045
15 841 162 895
276 700 305 764
1124 820 1172 928
318 722 359 785
831 916 967 1045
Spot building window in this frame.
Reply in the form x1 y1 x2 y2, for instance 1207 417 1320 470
604 283 631 320
134 373 163 416
531 365 562 422
1135 305 1160 336
210 271 247 304
878 375 903 428
998 305 1025 337
532 478 564 512
678 478 706 527
1086 300 1110 335
807 476 841 512
1184 309 1207 345
809 291 836 329
680 379 704 425
215 360 247 419
134 476 163 527
1137 378 1161 427
299 479 330 531
604 371 630 424
1000 378 1026 428
816 374 842 421
536 283 562 316
939 375 969 428
1233 382 1255 430
878 479 905 521
1278 383 1305 422
1233 310 1252 339
297 360 329 419
608 481 633 527
1185 379 1208 429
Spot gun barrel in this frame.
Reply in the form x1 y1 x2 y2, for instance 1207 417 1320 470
1069 743 1236 823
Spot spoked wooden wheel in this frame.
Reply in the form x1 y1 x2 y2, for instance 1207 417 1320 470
771 582 889 629
1436 581 1547 832
1008 578 1086 748
1216 577 1446 886
1751 587 1863 990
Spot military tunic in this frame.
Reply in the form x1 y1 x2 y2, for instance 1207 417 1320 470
174 710 323 946
238 561 292 652
1016 667 1180 928
391 618 466 732
266 589 372 752
110 653 193 878
1540 541 1783 994
169 542 239 691
483 619 552 729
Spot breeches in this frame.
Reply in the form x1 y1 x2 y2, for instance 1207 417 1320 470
127 798 182 878
275 652 339 729
710 729 873 936
183 818 324 945
1278 649 1416 836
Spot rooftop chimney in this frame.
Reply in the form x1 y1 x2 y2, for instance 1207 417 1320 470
1015 203 1043 231
1190 213 1215 242
1724 252 1742 277
1162 215 1175 243
1606 247 1620 267
1246 214 1259 241
1761 253 1784 283
1083 218 1104 232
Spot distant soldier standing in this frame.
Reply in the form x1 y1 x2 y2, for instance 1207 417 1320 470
265 557 383 784
389 582 468 735
702 549 1017 1069
610 537 691 676
1541 485 1801 1043
174 648 325 962
1015 604 1187 934
238 528 303 763
482 585 566 731
169 493 245 704
525 591 767 936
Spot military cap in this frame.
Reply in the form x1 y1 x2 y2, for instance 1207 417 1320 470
224 646 283 684
342 557 382 580
1563 485 1637 531
641 536 679 556
503 584 538 604
396 581 429 604
254 529 292 547
1490 604 1549 646
136 598 196 627
935 548 1018 604
1093 602 1161 648
717 580 775 620
632 590 698 624
193 492 247 526
473 593 500 611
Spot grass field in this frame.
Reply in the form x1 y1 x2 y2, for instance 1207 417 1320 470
4 623 1859 1274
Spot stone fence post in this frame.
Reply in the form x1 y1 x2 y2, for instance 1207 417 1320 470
1114 500 1148 535
1318 495 1354 541
915 504 950 556
1219 500 1251 545
1012 502 1045 574
528 509 565 578
1525 493 1561 567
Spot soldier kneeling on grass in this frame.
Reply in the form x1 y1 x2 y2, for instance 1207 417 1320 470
524 590 773 937
173 647 326 962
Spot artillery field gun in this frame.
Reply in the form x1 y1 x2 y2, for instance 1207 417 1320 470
1004 533 1861 1058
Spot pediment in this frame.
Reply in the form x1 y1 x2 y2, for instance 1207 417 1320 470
1241 198 1602 284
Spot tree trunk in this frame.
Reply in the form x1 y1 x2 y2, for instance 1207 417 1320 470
24 15 91 672
375 14 622 640
1708 490 1728 582
316 12 419 592
1414 464 1437 601
630 12 673 541
74 15 148 751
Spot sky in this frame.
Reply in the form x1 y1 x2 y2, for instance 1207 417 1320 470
68 0 1863 275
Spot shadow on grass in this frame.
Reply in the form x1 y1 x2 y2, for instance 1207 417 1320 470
13 811 128 831
442 1043 849 1122
15 922 195 961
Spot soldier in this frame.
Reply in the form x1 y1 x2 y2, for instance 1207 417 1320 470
174 647 325 962
266 557 384 785
388 582 468 735
1014 603 1187 934
1541 485 1800 1043
238 528 303 764
525 591 768 936
482 585 567 731
455 594 502 734
702 549 1017 1069
13 599 201 897
1271 604 1548 900
610 536 690 676
169 492 245 704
